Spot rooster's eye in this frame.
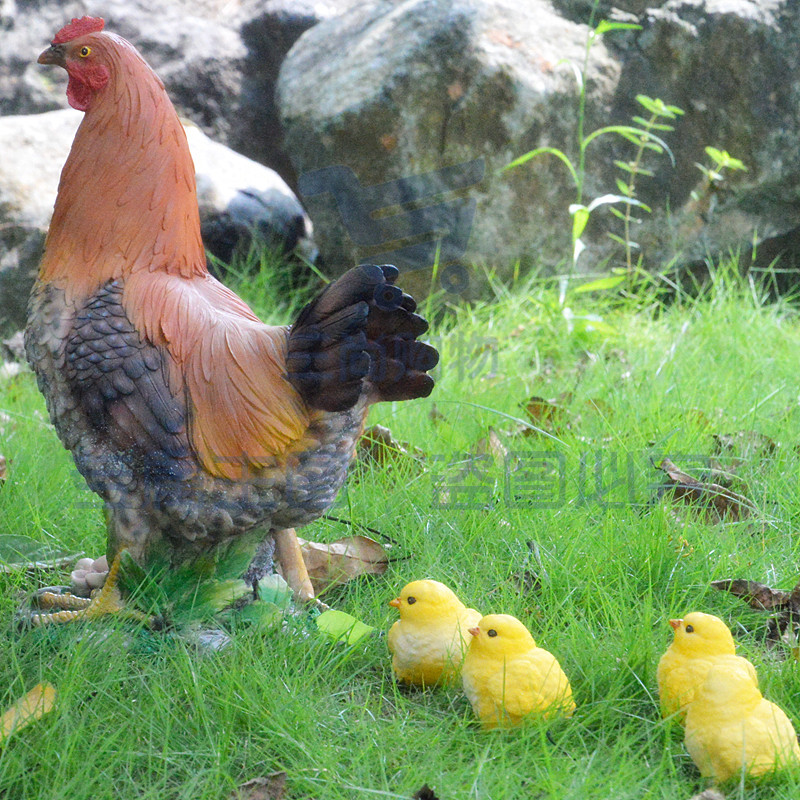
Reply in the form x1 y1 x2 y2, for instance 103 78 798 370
685 624 694 633
406 596 416 605
80 46 91 57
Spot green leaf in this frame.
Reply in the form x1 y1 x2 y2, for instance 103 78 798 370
231 600 285 632
256 574 292 609
703 147 747 172
194 579 251 613
316 610 375 645
615 178 633 196
566 311 618 336
572 275 626 294
503 147 579 187
570 204 590 240
0 535 81 572
594 20 642 35
607 232 633 246
646 122 676 133
636 95 684 117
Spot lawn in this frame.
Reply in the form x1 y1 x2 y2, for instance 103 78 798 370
2 260 800 799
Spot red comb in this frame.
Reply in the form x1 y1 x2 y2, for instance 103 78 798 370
52 16 105 44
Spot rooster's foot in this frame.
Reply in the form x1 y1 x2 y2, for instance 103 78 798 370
23 551 152 627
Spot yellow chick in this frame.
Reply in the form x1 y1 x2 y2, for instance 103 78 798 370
685 663 800 782
387 580 481 686
657 611 758 720
461 614 575 729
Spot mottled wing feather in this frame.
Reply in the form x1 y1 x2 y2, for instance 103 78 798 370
64 280 194 481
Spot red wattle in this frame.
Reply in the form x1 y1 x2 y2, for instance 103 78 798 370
66 75 91 111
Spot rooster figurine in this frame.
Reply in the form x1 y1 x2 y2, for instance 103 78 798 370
26 17 438 625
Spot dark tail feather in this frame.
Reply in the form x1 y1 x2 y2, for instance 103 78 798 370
286 264 439 412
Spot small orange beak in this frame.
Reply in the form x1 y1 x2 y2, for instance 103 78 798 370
468 627 480 637
669 618 682 631
389 598 401 608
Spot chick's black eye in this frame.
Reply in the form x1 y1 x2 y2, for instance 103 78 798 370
406 596 416 605
487 629 498 637
685 624 694 633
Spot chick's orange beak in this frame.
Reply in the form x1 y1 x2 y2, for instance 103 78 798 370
669 618 682 631
389 598 401 608
468 627 480 637
38 44 67 67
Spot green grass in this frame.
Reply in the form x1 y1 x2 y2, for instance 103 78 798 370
3 259 800 799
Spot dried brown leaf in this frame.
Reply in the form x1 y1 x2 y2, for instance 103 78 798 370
524 396 567 431
475 427 509 465
711 576 800 646
298 535 389 593
231 774 287 800
711 579 791 611
358 425 423 468
655 458 752 521
713 430 776 461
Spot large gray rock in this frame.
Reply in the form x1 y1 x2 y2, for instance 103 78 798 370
278 0 800 290
613 0 800 276
0 109 313 336
277 0 619 295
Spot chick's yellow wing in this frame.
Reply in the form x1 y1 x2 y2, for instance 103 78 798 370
658 653 757 717
486 651 573 721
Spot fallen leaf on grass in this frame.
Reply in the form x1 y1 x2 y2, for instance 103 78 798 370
232 773 287 800
0 534 82 573
316 609 374 645
0 683 56 744
523 396 569 434
712 430 776 461
358 425 424 468
711 578 797 611
712 577 800 646
652 458 752 521
474 427 510 465
298 536 389 593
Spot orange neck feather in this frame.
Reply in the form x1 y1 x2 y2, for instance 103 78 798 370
39 33 207 301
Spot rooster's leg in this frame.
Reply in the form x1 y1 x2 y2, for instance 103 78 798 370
274 528 316 603
26 551 152 627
